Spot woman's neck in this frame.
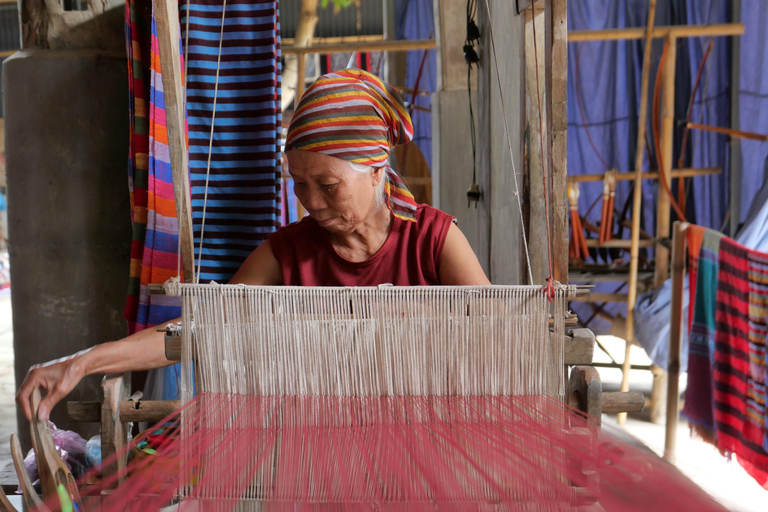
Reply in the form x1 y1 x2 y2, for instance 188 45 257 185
327 207 393 262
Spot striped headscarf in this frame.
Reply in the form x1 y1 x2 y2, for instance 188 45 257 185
285 69 419 222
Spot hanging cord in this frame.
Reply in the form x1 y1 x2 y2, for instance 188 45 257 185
479 0 534 284
464 0 481 206
651 37 687 222
530 2 555 298
195 0 229 283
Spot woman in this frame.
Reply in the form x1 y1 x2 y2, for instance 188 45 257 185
17 69 489 421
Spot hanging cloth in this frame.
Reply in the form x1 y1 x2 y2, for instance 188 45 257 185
180 0 282 283
124 0 184 335
713 236 768 488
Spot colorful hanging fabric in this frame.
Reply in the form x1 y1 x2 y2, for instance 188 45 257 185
686 225 707 333
180 0 282 283
713 236 768 488
124 0 184 335
683 229 723 444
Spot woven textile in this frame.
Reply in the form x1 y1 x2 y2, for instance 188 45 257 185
713 236 768 487
285 69 418 222
124 0 183 334
683 229 723 442
180 0 282 283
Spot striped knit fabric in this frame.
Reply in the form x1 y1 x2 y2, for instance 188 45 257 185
180 0 282 283
124 0 183 335
683 229 723 442
285 69 418 222
714 236 768 488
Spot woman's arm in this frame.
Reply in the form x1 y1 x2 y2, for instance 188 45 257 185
18 240 282 420
438 223 491 286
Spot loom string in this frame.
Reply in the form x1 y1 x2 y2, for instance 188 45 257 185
195 0 228 283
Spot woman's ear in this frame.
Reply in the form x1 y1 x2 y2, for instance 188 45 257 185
371 166 385 187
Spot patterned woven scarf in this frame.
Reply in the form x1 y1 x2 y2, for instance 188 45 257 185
713 236 768 488
285 69 418 222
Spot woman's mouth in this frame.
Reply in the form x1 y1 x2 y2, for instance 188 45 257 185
317 217 335 227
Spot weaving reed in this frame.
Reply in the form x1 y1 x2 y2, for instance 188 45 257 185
74 282 727 511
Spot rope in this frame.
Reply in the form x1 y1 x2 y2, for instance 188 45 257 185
195 0 229 283
480 0 534 285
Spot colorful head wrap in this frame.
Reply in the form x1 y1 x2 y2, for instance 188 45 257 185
285 69 419 222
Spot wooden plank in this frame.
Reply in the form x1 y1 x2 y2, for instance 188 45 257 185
620 0 657 426
665 221 688 462
68 400 182 423
546 0 569 285
283 39 436 56
568 23 744 42
568 166 720 183
155 0 195 283
282 35 383 45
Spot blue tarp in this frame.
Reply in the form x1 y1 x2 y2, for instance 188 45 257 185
568 0 768 336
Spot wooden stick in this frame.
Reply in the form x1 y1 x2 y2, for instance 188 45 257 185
567 166 720 183
665 221 688 462
155 0 195 282
568 23 744 42
620 0 657 426
282 35 383 45
686 122 768 142
283 39 436 55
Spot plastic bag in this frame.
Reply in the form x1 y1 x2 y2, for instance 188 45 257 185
20 422 88 493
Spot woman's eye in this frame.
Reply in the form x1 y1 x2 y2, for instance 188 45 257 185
321 183 338 190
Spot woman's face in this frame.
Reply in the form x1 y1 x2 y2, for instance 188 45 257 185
286 150 385 234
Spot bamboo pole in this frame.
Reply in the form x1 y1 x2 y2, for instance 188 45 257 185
296 52 307 104
155 0 196 283
655 37 677 286
283 39 437 55
568 23 744 42
686 122 768 142
649 35 678 424
665 221 688 462
567 167 720 183
619 0 657 426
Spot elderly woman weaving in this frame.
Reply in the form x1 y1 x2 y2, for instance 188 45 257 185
18 69 489 421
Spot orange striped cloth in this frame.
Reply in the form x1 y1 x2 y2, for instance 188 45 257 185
285 69 418 222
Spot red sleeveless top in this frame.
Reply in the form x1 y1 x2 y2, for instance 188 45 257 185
268 204 454 286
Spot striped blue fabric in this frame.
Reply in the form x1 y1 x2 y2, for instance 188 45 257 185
180 0 282 283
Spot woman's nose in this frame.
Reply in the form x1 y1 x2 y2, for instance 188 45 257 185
299 186 327 211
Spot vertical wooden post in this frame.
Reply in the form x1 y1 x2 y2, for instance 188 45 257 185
665 221 688 462
155 0 196 283
650 35 678 424
545 0 569 284
619 0 657 425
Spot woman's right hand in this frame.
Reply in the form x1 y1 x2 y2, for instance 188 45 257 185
17 353 88 422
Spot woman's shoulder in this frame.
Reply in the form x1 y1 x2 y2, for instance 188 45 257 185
413 204 456 225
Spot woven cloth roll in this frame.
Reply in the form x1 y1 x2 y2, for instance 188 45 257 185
285 69 419 222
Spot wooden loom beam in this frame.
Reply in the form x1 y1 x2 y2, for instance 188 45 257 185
155 0 195 282
567 166 720 183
